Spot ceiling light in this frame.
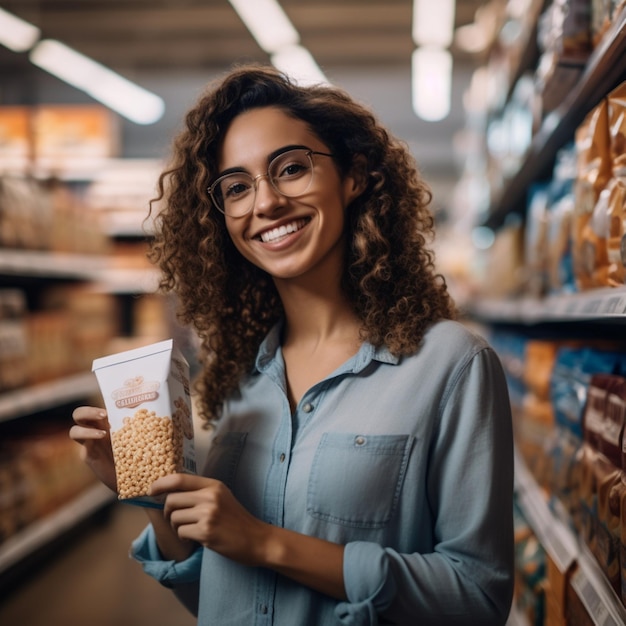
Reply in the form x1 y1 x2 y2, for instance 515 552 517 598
0 7 40 52
412 47 452 122
412 0 455 47
229 0 299 53
30 40 165 125
271 45 328 86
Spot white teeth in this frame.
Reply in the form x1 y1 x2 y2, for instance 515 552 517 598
260 219 307 243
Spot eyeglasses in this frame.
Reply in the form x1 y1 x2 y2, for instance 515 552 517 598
208 148 334 218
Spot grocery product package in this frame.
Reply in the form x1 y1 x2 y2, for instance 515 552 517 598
593 376 626 595
606 82 626 285
573 99 612 289
92 339 196 507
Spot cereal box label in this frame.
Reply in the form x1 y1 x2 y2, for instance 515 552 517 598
112 376 160 408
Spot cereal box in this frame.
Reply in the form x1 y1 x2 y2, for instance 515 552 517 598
92 339 196 507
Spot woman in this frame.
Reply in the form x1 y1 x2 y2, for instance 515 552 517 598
71 64 514 625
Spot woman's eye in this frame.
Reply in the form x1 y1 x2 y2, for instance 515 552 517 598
278 162 307 178
225 181 250 198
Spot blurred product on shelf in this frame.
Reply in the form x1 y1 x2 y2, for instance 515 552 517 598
592 0 623 45
535 0 591 115
30 104 118 176
0 176 54 251
519 341 561 486
0 289 28 392
36 285 121 377
573 98 613 290
133 294 172 342
0 104 120 178
0 425 98 546
482 218 526 298
0 107 30 175
575 81 626 289
0 174 111 255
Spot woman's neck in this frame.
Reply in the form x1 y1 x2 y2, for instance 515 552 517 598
275 276 361 349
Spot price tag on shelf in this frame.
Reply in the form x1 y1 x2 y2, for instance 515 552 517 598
571 568 613 626
570 545 626 626
514 453 577 572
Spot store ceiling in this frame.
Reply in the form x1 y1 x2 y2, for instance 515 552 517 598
0 1 494 202
0 0 488 71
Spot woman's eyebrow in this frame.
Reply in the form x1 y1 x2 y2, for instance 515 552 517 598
267 144 310 161
217 144 312 178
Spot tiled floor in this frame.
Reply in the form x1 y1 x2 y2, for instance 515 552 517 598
0 503 196 626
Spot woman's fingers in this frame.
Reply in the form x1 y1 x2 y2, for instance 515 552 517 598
69 407 110 444
150 473 214 496
69 405 117 491
69 424 108 441
72 405 108 425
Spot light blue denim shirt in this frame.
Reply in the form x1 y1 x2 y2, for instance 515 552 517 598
132 319 514 625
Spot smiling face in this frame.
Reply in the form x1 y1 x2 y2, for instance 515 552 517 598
217 106 362 284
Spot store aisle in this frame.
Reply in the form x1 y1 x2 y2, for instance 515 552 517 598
0 503 196 626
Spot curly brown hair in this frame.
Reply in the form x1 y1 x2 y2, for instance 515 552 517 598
148 63 456 426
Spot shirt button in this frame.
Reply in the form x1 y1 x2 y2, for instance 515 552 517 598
355 436 366 446
302 402 314 413
259 604 268 614
279 453 286 463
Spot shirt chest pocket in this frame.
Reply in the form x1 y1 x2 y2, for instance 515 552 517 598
307 433 413 529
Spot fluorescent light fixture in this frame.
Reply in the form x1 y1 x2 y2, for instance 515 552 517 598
412 47 452 122
271 45 328 86
30 39 165 125
229 0 299 53
0 7 40 52
412 0 455 47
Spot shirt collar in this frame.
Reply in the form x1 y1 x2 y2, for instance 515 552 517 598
254 321 399 375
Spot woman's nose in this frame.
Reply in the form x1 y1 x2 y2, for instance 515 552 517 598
252 175 284 214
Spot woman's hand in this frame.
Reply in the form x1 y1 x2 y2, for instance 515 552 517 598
69 406 117 492
151 474 346 598
150 474 271 567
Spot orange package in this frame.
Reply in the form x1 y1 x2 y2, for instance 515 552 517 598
573 99 612 289
606 82 626 285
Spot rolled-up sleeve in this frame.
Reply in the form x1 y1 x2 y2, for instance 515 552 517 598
130 524 203 587
337 347 514 625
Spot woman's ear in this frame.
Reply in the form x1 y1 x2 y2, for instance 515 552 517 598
343 154 368 204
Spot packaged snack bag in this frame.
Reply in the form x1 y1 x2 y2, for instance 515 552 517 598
605 171 626 285
92 339 196 507
573 99 612 289
594 376 626 594
606 82 626 285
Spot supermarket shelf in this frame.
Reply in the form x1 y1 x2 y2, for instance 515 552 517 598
102 212 156 239
0 372 99 424
469 287 626 325
514 452 626 626
484 6 626 229
0 249 108 280
90 267 161 294
0 483 116 576
0 248 161 293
